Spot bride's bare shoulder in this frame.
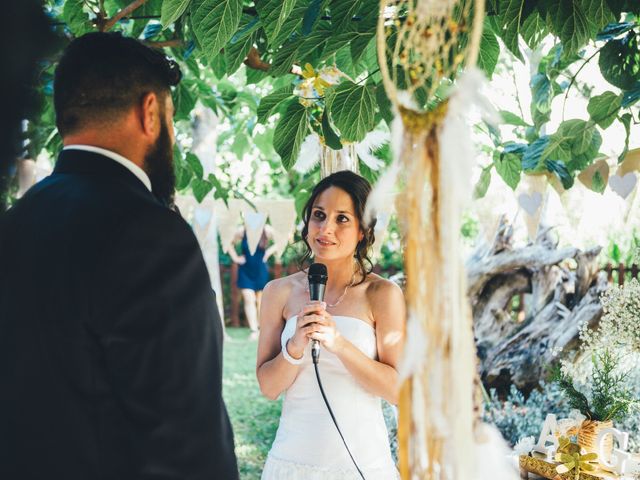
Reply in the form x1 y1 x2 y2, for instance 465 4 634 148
365 273 404 306
263 270 306 299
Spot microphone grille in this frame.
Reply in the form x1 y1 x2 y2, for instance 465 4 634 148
308 263 327 278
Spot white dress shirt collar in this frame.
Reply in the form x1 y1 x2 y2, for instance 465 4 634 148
63 145 152 192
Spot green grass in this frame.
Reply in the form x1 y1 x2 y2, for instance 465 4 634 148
223 327 281 479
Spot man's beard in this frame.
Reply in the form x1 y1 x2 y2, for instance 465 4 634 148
144 119 175 207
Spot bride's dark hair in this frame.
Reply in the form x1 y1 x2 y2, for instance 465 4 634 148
299 170 376 284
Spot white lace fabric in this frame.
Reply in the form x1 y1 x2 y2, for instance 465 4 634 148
261 316 400 480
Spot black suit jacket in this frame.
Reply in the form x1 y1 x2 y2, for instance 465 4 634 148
0 149 238 480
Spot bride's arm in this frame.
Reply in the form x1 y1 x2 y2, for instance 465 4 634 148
318 279 405 404
255 279 303 400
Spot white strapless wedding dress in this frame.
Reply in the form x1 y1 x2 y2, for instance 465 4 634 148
261 315 399 480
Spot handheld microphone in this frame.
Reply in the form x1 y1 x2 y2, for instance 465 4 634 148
308 263 327 364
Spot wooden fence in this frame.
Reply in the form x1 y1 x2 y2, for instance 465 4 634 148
220 262 638 327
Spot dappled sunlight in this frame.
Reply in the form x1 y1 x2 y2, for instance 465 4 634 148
383 330 404 347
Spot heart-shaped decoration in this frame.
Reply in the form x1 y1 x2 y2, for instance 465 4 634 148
609 172 638 199
194 207 212 228
518 192 543 216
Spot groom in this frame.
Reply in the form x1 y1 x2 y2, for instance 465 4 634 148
0 33 238 479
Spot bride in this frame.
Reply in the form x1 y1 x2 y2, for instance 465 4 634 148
256 170 405 479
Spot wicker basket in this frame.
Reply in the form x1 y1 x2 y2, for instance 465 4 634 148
578 420 613 459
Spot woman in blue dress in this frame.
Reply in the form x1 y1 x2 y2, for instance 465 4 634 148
229 226 276 340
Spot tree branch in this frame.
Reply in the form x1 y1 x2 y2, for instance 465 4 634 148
243 47 270 72
144 39 184 48
103 0 148 32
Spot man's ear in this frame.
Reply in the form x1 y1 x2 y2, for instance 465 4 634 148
139 92 160 139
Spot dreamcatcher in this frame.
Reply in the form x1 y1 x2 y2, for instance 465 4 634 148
373 0 490 479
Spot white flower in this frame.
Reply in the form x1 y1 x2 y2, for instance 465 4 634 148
512 436 536 456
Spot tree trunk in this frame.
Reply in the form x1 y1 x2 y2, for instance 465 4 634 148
467 219 605 394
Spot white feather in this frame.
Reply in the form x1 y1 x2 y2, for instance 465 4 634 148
364 159 400 228
474 423 520 480
397 312 427 381
396 90 419 110
293 134 321 173
355 130 389 171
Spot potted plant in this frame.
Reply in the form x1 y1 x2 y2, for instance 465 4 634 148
552 349 637 457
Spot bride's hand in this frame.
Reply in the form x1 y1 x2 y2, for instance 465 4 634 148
302 304 342 354
287 301 324 357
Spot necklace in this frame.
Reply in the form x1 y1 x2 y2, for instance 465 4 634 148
305 269 358 308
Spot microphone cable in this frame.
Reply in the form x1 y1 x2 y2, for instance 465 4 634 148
312 348 366 480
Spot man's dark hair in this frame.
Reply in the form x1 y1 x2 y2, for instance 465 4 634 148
54 32 182 136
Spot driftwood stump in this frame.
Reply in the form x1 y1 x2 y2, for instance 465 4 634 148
466 218 606 394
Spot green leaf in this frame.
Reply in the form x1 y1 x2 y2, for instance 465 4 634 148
592 170 606 193
546 159 574 188
498 0 526 60
521 11 547 49
173 145 193 190
530 73 552 122
567 128 601 172
500 110 531 127
349 7 378 65
207 174 228 203
543 119 595 163
599 33 640 90
619 113 632 162
376 83 394 125
172 81 197 121
564 119 596 154
231 133 250 157
191 0 243 61
474 167 492 199
262 0 308 47
192 178 214 202
273 101 309 170
585 0 615 38
597 21 636 41
185 152 203 179
63 0 93 36
271 41 299 76
556 0 590 54
321 111 342 150
330 0 364 31
225 31 256 75
255 0 297 46
587 91 622 129
522 136 550 171
622 83 640 107
325 82 376 142
209 54 227 79
161 0 192 28
541 133 572 162
478 27 501 77
303 0 323 34
257 85 295 124
495 152 522 190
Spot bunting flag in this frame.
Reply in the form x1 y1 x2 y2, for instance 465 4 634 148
243 210 268 255
517 175 547 241
260 199 298 260
578 159 610 193
215 199 242 254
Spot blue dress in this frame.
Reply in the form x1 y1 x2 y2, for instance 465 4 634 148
237 234 269 291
